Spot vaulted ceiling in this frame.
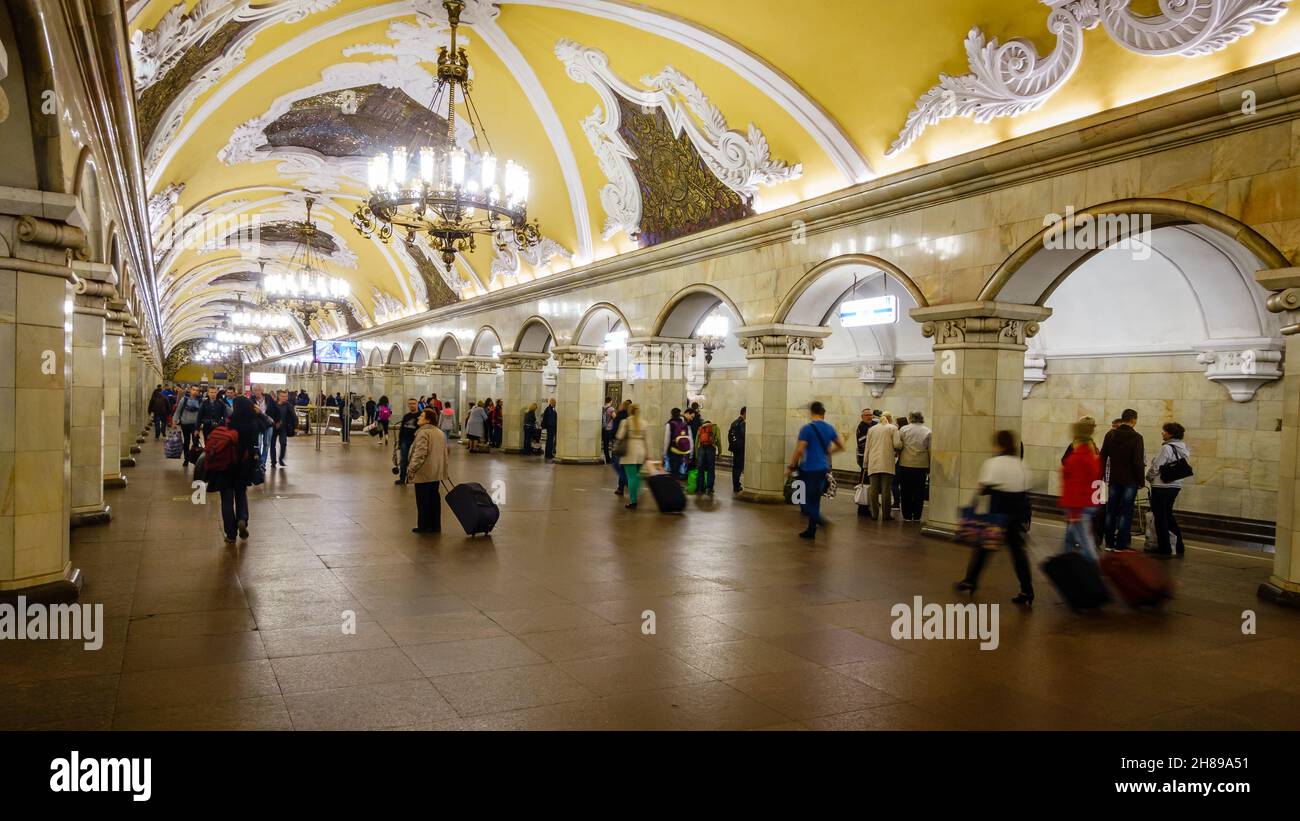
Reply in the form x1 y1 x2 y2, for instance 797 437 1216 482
128 0 1300 356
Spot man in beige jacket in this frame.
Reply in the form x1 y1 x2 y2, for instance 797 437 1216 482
864 412 900 521
405 409 450 533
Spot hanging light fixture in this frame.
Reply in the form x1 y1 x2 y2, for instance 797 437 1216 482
351 0 542 269
697 314 729 365
261 196 351 336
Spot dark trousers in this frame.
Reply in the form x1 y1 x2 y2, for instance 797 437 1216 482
180 424 197 463
800 472 827 535
963 491 1033 596
271 427 287 464
668 451 686 478
731 449 744 492
219 485 249 539
611 452 625 490
523 425 536 455
414 482 442 532
696 446 717 493
1149 486 1185 554
1105 483 1139 549
601 428 612 461
399 439 414 482
153 414 166 438
897 465 928 520
544 427 556 459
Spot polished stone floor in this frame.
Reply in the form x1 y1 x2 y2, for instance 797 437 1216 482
3 431 1299 731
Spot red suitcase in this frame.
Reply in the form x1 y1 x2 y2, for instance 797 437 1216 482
1099 550 1173 607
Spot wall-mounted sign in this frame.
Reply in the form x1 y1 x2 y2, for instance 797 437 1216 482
839 295 898 328
314 339 359 365
249 371 288 385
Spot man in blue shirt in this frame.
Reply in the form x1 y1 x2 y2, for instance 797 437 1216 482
787 401 844 540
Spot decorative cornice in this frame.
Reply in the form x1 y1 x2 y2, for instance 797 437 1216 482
887 0 1291 157
732 323 831 360
456 355 500 374
551 345 605 369
499 352 551 372
556 39 801 242
914 301 1052 350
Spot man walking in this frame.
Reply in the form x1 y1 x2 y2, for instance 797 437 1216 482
541 398 558 460
199 385 228 443
174 385 203 466
1100 408 1145 550
611 399 630 495
786 402 843 540
269 389 296 467
728 407 746 494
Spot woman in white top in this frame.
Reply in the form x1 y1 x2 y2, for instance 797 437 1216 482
955 430 1035 606
1145 421 1190 557
614 404 649 509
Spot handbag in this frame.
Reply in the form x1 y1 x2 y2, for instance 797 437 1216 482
613 432 628 457
853 481 870 506
686 469 698 494
957 494 1007 551
1157 443 1193 483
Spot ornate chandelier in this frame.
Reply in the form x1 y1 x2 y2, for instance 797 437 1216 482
697 314 729 364
216 330 262 345
262 196 351 335
351 0 541 269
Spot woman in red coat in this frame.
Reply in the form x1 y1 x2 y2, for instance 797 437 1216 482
1060 420 1103 562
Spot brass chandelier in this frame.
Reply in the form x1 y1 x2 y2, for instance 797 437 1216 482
351 0 541 269
262 196 351 335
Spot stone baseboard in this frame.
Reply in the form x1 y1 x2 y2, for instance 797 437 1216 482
735 489 785 504
70 505 112 527
920 522 960 539
0 567 83 605
104 475 128 489
1258 579 1300 609
553 456 605 465
120 457 136 468
129 445 141 454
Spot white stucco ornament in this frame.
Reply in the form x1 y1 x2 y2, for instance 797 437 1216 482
1197 345 1284 402
1023 355 1048 399
858 360 896 398
888 0 1291 156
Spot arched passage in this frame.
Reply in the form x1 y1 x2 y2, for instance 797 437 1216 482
409 339 431 363
573 302 631 347
513 316 557 354
652 284 745 339
435 334 462 361
385 344 405 365
470 326 503 357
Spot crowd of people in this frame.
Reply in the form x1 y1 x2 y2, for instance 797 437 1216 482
149 382 1193 594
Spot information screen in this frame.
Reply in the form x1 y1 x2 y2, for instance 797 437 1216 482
313 339 359 365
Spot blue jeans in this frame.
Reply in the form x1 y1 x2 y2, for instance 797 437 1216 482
1105 483 1139 549
696 446 716 493
153 415 166 438
611 453 625 490
260 426 274 469
399 439 413 481
799 471 827 534
1063 506 1099 562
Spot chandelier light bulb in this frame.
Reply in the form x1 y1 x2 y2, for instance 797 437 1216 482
449 148 466 187
480 153 496 190
420 147 435 186
391 146 408 191
369 154 388 192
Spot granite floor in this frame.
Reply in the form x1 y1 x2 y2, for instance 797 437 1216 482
3 432 1299 731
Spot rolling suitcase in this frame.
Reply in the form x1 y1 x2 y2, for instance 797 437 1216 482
1100 550 1173 607
443 480 499 536
1042 552 1110 610
647 473 686 513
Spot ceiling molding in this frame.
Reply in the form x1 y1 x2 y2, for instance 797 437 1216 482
506 0 870 184
557 38 801 242
887 0 1291 157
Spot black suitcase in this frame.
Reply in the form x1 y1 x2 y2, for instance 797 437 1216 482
444 481 499 536
647 473 686 513
1042 552 1110 610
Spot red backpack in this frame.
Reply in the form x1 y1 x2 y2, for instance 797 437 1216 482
205 426 241 472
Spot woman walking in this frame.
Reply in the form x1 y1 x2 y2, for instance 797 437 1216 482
375 396 392 446
955 430 1035 606
1059 419 1102 562
1146 422 1190 557
405 408 449 534
466 400 488 452
205 395 262 544
439 402 456 438
614 403 648 509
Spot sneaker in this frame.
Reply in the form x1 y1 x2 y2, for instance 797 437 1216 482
236 519 249 539
223 534 236 544
625 502 637 509
798 530 815 539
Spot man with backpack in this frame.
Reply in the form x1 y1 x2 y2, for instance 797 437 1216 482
728 407 746 494
695 417 721 496
199 385 228 444
664 408 692 480
174 385 203 467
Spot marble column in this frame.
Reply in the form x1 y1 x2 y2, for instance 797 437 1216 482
1 202 83 601
731 325 831 503
625 337 695 458
499 352 549 454
457 356 499 419
427 361 458 413
1255 269 1300 607
552 345 607 464
102 304 127 487
910 301 1052 537
117 317 136 468
69 262 116 526
126 325 143 455
380 364 400 402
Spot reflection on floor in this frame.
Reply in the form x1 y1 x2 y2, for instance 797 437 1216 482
3 433 1298 731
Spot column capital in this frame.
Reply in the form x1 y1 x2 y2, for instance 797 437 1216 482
1257 267 1300 335
457 355 499 374
551 345 605 369
733 323 831 360
910 301 1052 351
499 351 551 372
72 261 118 315
426 360 460 376
626 336 697 360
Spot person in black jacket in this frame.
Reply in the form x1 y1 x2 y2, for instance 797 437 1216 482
541 398 558 460
207 396 261 543
610 400 630 494
198 385 228 442
268 389 297 467
148 387 170 438
728 407 746 494
396 398 421 484
522 402 538 456
1099 408 1146 550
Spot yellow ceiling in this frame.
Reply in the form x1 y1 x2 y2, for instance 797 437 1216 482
130 0 1300 353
